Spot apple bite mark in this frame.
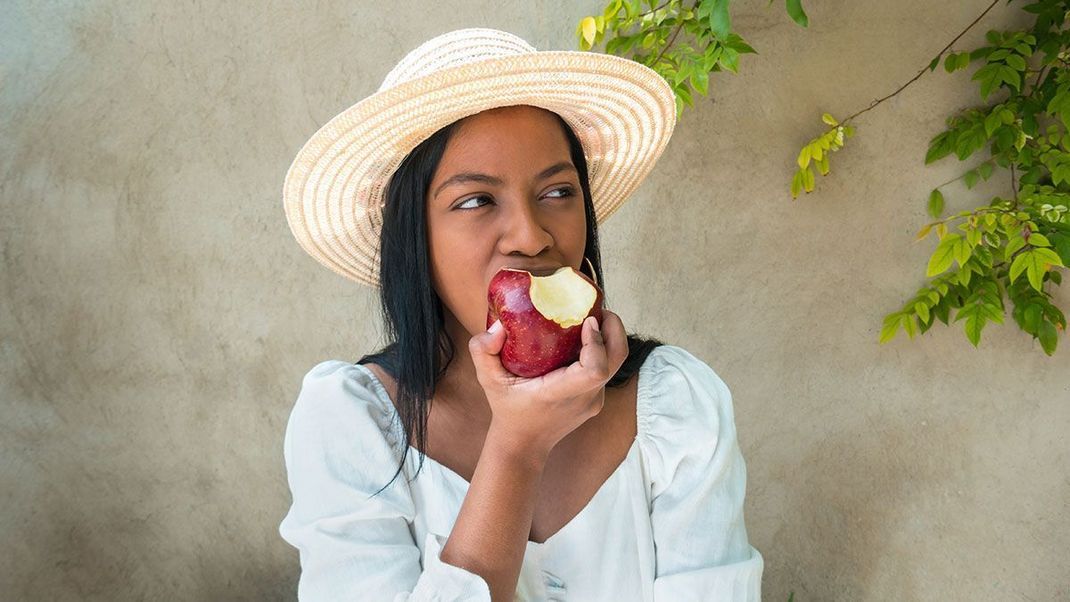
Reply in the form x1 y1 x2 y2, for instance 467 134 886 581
529 267 597 328
487 265 606 378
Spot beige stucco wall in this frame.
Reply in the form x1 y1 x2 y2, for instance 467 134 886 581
2 1 1067 600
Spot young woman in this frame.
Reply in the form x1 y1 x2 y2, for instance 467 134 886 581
278 28 763 601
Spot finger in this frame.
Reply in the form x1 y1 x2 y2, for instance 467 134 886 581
574 315 609 383
468 320 513 384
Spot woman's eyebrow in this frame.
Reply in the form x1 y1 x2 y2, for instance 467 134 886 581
432 161 576 199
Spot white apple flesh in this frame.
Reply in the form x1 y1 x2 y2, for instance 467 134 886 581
486 265 605 378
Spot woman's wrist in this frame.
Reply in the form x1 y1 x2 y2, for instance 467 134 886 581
484 422 552 472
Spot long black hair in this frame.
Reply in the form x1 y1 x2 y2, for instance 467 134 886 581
357 105 665 497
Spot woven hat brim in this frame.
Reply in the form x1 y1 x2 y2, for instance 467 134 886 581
283 50 677 288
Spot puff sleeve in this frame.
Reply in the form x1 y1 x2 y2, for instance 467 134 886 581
278 360 492 601
638 346 764 601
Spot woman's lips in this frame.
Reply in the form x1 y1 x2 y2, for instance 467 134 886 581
528 267 561 277
501 266 562 277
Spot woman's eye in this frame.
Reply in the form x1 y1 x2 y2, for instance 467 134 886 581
547 186 575 199
455 195 491 210
454 187 575 211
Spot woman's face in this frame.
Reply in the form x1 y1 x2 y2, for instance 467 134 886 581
426 104 588 340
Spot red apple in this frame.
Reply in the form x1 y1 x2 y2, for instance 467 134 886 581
486 265 605 378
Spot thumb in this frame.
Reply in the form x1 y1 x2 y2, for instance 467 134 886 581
468 319 511 381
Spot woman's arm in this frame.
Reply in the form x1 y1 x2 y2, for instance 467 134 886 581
438 426 548 602
449 311 629 600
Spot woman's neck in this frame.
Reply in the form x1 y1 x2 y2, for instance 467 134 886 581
435 313 494 429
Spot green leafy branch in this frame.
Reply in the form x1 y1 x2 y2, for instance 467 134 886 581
575 0 807 118
576 0 1069 355
790 0 1006 198
879 0 1070 355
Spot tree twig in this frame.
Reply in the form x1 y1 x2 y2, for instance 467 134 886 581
651 0 697 67
841 0 1003 124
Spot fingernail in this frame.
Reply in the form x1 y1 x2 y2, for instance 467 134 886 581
591 317 600 333
489 319 502 333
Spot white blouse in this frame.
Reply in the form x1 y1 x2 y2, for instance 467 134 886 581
279 344 764 601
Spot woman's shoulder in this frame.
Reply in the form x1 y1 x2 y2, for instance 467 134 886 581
285 360 404 457
635 344 739 467
638 343 735 417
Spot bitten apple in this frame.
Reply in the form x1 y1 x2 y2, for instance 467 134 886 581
486 265 605 378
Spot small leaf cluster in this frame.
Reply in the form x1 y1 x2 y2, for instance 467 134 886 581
891 192 1068 352
791 113 856 198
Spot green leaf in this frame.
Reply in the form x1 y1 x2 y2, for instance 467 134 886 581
879 313 901 343
928 189 945 218
934 298 951 324
944 53 959 73
1038 319 1058 354
1010 249 1055 291
581 16 597 47
791 169 803 198
965 309 985 346
802 165 815 192
999 65 1021 92
925 131 953 164
916 223 933 240
822 112 838 126
1005 53 1027 71
928 56 940 72
984 111 1003 137
1005 235 1026 261
958 266 973 286
690 67 709 96
719 47 740 73
725 33 757 55
672 61 691 87
1009 250 1030 283
927 234 961 276
1052 233 1070 264
972 63 1002 101
709 0 731 40
964 169 979 189
915 301 930 323
797 144 812 169
1034 246 1065 267
603 0 622 20
678 83 693 107
785 0 809 27
1027 233 1051 247
982 302 1004 323
901 313 918 339
816 153 830 175
1024 303 1042 333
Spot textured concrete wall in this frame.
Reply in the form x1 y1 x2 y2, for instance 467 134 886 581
2 1 1067 600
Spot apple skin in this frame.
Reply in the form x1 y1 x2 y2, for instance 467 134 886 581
486 266 605 378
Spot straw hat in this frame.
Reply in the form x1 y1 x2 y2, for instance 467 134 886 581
282 27 677 288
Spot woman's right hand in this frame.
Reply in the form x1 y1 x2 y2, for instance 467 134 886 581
468 308 629 461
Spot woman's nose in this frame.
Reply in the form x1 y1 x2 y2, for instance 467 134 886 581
499 197 554 256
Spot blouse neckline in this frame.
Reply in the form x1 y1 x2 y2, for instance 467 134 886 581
351 347 662 548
